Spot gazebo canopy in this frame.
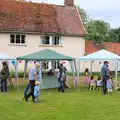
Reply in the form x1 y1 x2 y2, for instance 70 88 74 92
0 53 14 60
78 49 120 61
17 49 75 61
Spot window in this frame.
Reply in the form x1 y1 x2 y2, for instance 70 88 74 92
42 61 49 70
55 60 60 70
41 36 50 45
10 34 26 44
52 36 61 45
40 35 62 46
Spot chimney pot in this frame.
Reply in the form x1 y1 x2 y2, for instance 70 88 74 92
64 0 74 6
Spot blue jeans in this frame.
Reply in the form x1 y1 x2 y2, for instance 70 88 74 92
58 78 64 93
1 79 7 92
34 96 40 103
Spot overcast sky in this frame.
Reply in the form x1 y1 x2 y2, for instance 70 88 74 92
30 0 120 28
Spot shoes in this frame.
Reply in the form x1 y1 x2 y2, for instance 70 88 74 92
25 96 28 102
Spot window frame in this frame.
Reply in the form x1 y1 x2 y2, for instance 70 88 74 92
40 35 62 46
10 34 26 45
52 36 62 46
40 35 50 45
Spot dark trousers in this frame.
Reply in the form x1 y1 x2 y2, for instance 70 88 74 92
102 77 107 94
25 80 35 101
58 78 64 93
1 79 7 92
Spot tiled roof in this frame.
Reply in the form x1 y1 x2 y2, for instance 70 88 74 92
0 0 86 36
85 41 120 55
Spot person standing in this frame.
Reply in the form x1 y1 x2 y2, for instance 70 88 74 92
58 63 65 93
34 81 40 103
101 61 110 94
1 61 9 93
84 68 90 89
25 64 40 102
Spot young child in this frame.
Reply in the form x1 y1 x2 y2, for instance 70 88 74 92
96 76 102 90
34 81 40 103
106 76 113 93
90 76 96 90
84 68 90 89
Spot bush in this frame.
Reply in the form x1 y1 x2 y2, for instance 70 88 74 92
9 69 29 78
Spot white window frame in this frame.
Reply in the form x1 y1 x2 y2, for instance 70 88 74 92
52 36 62 46
40 35 62 46
40 35 51 45
42 60 60 71
10 34 26 45
55 60 60 70
42 61 49 70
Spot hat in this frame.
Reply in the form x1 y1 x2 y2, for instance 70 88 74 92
35 81 40 85
104 61 109 64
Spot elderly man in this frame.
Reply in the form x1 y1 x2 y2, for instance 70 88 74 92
101 61 110 94
25 64 40 102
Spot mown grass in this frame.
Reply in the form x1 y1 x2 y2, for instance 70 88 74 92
0 77 120 120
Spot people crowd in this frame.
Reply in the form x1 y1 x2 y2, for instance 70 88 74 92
83 61 117 94
1 60 120 104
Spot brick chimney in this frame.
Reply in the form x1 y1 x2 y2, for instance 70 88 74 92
15 0 25 2
64 0 74 6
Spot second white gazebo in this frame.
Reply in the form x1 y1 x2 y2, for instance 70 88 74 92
78 49 120 81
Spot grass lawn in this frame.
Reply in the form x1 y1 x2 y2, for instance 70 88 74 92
0 78 120 120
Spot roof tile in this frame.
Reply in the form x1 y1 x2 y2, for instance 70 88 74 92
0 0 86 36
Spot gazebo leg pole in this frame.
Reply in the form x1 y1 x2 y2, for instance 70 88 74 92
74 60 78 87
15 60 19 92
23 61 28 80
115 60 118 90
70 61 76 88
39 61 43 89
77 61 80 88
90 60 93 76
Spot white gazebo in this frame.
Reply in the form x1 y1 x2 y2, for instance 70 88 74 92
0 53 14 61
78 49 120 81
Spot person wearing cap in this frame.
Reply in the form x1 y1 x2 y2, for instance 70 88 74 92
101 61 110 94
25 64 40 102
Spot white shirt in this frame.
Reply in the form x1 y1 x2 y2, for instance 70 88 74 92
29 67 37 80
97 80 102 86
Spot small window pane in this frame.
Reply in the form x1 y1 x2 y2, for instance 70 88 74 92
53 36 60 45
43 61 49 69
44 36 50 44
16 35 20 43
55 60 60 69
21 35 25 44
10 34 15 43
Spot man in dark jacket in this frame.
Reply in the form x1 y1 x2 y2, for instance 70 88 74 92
101 61 110 94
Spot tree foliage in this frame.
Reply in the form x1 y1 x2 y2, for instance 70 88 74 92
77 5 90 25
77 5 120 43
86 20 111 44
106 28 120 42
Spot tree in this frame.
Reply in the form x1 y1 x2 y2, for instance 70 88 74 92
106 28 120 42
77 5 90 25
85 20 111 44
